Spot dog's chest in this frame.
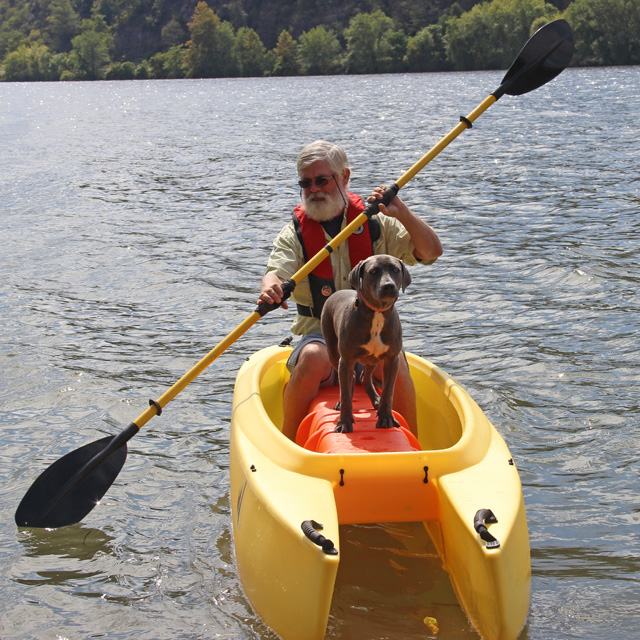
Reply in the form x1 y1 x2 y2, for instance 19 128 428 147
362 311 389 357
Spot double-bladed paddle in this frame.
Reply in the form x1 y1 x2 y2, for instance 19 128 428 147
15 19 574 529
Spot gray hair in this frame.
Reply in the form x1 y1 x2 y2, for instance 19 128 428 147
296 140 350 176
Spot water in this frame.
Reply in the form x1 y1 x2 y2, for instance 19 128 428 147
1 67 639 639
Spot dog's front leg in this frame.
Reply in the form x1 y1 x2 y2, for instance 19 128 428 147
376 355 401 429
335 357 355 433
362 364 380 410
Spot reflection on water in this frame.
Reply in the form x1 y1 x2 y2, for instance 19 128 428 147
329 523 474 640
1 66 639 639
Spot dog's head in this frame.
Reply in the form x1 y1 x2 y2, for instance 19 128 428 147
349 255 411 307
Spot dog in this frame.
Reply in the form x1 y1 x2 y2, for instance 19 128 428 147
320 254 411 434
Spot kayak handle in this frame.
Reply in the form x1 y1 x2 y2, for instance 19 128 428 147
301 520 338 555
474 509 500 549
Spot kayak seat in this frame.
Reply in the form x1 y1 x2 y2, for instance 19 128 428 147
296 386 421 454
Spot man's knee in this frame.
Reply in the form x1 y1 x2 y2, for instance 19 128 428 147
292 343 332 380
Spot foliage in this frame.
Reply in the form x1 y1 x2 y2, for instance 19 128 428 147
233 26 267 76
344 10 398 74
564 0 640 66
1 0 639 81
69 16 114 80
446 0 557 70
272 30 299 76
2 42 61 81
298 25 341 75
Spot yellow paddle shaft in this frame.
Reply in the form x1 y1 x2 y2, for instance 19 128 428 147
131 94 499 431
133 311 262 429
396 94 497 188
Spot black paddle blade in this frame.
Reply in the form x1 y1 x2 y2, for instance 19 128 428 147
15 435 127 529
496 19 574 98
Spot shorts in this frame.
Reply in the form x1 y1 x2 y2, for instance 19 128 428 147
287 334 367 387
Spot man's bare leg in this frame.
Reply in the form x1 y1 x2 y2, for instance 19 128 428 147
282 342 333 441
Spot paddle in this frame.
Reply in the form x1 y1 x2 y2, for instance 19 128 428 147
15 19 573 529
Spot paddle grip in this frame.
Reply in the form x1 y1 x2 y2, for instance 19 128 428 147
362 182 400 218
301 520 338 555
256 278 296 317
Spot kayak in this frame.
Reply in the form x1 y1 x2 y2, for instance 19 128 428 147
230 345 530 640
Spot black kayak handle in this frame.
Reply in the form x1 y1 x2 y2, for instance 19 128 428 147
301 520 338 555
474 509 501 549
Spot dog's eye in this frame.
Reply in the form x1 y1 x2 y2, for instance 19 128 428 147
369 267 378 274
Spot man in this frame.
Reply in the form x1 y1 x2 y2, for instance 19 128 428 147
259 140 442 440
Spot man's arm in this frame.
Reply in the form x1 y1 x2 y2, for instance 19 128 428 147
368 185 443 262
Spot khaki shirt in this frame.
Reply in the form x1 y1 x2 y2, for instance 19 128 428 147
266 212 434 335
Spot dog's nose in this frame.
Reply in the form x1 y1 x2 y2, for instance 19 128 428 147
380 282 398 295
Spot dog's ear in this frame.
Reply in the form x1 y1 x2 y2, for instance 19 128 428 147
349 260 365 292
400 261 411 292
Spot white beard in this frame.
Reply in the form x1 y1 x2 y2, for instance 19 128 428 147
302 189 346 222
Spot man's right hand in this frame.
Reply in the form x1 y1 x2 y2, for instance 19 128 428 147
259 274 289 310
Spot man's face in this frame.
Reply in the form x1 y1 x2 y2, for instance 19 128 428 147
299 159 350 222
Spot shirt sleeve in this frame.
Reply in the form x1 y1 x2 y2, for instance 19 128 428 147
265 221 304 279
375 214 435 266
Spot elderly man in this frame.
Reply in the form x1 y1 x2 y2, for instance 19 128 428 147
259 140 442 440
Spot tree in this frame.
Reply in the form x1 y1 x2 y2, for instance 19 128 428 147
344 10 396 74
46 0 81 52
161 16 187 48
446 0 557 70
105 60 135 79
70 16 114 80
272 30 299 76
185 1 222 77
563 0 640 66
1 42 61 81
406 25 446 72
387 30 408 73
149 44 186 78
233 26 267 76
185 2 237 78
298 25 341 75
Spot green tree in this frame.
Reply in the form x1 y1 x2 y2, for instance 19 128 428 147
70 16 114 80
298 25 341 75
233 26 266 76
445 0 557 70
406 25 444 72
149 44 187 79
185 2 236 78
46 0 81 52
344 10 396 74
272 30 299 76
161 16 187 48
1 42 61 81
564 0 640 66
387 30 408 73
105 60 135 79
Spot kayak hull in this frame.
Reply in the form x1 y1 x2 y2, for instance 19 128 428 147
230 346 530 640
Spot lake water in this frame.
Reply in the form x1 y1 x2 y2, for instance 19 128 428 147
1 66 639 640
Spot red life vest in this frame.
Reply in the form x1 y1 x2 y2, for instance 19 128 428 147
292 192 379 318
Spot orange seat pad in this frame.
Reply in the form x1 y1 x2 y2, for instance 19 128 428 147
296 386 421 454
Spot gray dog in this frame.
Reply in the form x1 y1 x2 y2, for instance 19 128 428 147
320 254 411 433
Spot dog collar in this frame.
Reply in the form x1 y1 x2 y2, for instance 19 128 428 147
357 290 395 313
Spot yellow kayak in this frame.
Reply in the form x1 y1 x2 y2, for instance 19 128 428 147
230 345 530 639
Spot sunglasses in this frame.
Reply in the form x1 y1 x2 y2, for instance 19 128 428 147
297 174 336 189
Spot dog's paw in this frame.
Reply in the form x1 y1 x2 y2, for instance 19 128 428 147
335 418 354 434
376 413 400 429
